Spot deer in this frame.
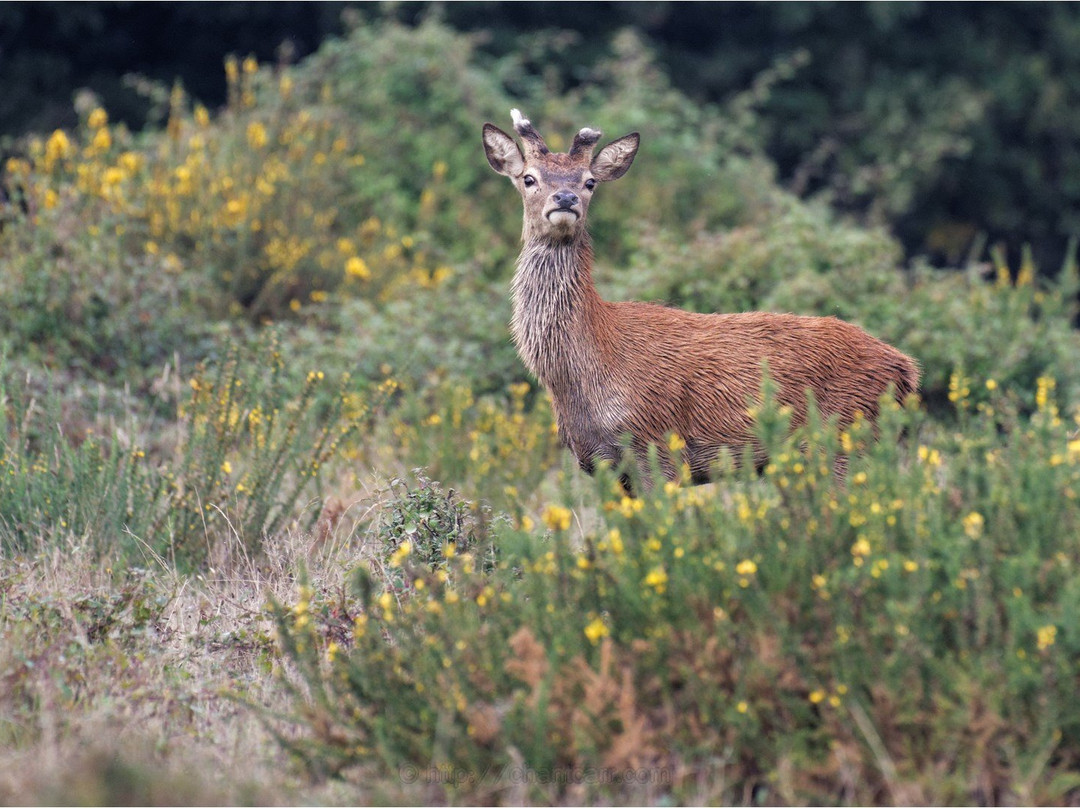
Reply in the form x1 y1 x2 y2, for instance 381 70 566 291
482 109 920 491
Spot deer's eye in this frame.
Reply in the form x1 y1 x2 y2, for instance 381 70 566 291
522 175 537 188
584 178 597 191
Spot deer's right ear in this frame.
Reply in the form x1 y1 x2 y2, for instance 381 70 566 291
483 124 525 178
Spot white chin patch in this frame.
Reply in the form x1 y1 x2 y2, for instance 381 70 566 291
547 210 579 227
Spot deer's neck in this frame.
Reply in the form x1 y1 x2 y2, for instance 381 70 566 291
510 234 611 391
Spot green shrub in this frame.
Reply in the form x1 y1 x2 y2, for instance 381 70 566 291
268 383 1080 804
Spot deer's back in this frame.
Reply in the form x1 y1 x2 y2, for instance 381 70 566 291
590 302 918 474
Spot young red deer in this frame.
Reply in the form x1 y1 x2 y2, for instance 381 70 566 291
482 109 919 488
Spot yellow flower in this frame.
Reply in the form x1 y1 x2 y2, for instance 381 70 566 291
668 433 686 452
541 504 572 532
643 566 668 593
44 129 72 166
119 151 142 173
1036 376 1056 412
962 511 984 539
1037 624 1057 651
584 617 609 644
353 614 368 638
389 540 412 567
607 528 624 555
221 460 233 475
808 689 825 704
224 197 247 219
851 537 871 558
735 559 757 576
243 55 258 74
345 256 370 279
91 126 112 153
618 495 643 518
917 445 942 467
246 121 268 149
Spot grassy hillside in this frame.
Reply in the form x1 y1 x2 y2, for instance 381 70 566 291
1 15 1079 805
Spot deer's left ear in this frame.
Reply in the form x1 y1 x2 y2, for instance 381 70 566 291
483 123 525 178
591 133 639 182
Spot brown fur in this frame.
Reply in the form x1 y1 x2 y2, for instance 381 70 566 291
483 113 920 487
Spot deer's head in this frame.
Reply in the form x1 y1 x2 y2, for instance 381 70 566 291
483 109 639 241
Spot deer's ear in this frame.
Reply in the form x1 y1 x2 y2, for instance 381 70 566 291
483 123 525 177
591 133 639 182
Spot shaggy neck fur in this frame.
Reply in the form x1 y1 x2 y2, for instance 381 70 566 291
510 233 610 394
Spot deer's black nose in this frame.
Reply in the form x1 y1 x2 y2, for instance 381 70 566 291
553 190 579 209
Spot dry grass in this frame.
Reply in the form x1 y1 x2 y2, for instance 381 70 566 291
0 503 391 807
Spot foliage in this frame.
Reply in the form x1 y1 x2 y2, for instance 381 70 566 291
374 472 497 581
158 334 362 565
0 336 361 569
1 12 1080 806
270 385 1080 804
6 5 1080 268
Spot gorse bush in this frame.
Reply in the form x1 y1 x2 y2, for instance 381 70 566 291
0 337 362 568
4 13 1079 408
158 334 363 565
270 383 1080 804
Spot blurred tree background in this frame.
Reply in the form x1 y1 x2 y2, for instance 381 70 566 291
3 1 1077 270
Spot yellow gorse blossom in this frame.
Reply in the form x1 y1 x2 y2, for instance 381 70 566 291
542 504 572 532
247 121 269 149
389 540 412 567
607 528 624 555
44 129 72 169
644 566 668 593
735 559 757 576
962 511 984 539
345 256 371 279
90 126 112 153
584 617 609 644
